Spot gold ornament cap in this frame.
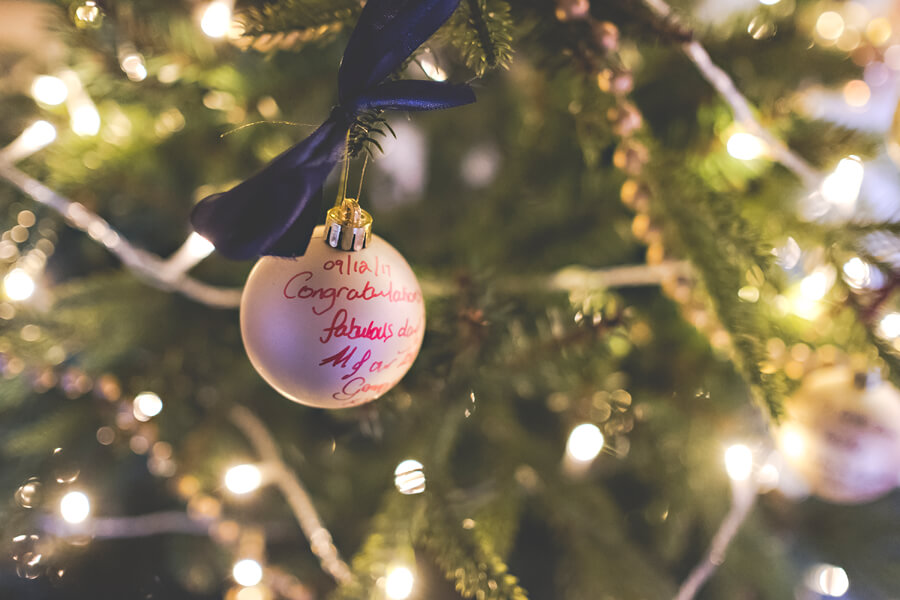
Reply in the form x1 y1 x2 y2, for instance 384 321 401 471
324 197 373 251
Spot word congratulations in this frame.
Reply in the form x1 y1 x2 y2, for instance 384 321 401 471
283 271 421 315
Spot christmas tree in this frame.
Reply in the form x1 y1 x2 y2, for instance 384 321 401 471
2 0 900 598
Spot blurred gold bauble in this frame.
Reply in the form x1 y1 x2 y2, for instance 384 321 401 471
775 366 900 504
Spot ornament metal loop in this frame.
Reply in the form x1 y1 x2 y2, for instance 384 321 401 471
325 197 373 251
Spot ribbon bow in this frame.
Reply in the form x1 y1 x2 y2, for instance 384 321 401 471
190 0 476 260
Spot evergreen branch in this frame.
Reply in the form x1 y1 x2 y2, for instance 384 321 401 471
651 161 787 420
328 494 420 600
442 0 514 77
418 491 528 600
236 0 359 52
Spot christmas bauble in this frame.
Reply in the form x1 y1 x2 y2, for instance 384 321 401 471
240 225 425 409
775 366 900 504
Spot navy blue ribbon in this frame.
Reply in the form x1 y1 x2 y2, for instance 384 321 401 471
191 0 475 260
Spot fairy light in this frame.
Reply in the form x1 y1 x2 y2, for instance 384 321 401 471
394 459 426 495
120 53 148 82
4 269 36 301
724 445 753 481
60 491 91 524
879 312 900 338
842 257 870 289
232 559 263 587
816 11 845 41
0 121 57 163
807 564 850 597
726 132 767 161
133 392 163 421
161 232 216 279
225 464 262 495
31 75 68 106
799 269 831 302
821 156 863 213
71 103 101 137
418 54 448 82
385 566 415 600
779 426 805 458
565 423 604 462
843 80 870 107
201 1 233 38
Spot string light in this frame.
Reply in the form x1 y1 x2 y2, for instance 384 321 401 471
807 564 850 597
161 232 216 278
60 491 91 524
133 392 163 421
31 76 68 106
821 156 863 213
201 1 233 38
842 257 870 289
816 12 845 41
4 269 36 301
726 132 767 160
565 423 604 462
724 445 753 481
799 268 833 302
232 559 263 587
394 459 426 495
879 312 900 338
70 104 101 137
225 464 262 495
779 425 805 458
185 232 215 258
843 80 870 107
0 121 57 163
385 566 415 600
120 53 148 82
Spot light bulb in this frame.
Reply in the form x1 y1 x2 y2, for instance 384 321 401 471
780 426 805 458
565 423 604 462
60 491 90 524
842 257 870 289
232 559 263 587
133 392 163 421
4 269 35 301
225 464 262 495
71 104 100 136
22 120 58 151
799 270 831 301
726 132 766 161
385 566 415 600
201 1 232 38
808 564 850 597
821 156 863 213
31 76 68 106
185 232 215 259
394 459 426 495
816 11 845 41
880 312 900 339
724 444 753 481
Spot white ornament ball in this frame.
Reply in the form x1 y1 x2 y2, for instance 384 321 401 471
775 366 900 504
240 226 425 409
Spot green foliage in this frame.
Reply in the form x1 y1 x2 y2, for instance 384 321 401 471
441 0 514 77
649 155 788 420
418 490 527 600
237 0 359 52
